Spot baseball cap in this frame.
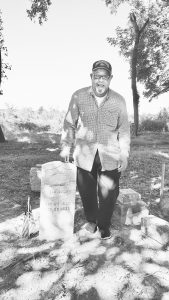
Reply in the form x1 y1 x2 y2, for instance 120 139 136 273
92 60 112 75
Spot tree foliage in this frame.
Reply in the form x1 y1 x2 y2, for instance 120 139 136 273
27 0 52 24
105 0 169 101
0 10 11 91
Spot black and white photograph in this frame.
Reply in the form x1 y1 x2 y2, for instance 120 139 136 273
0 0 169 299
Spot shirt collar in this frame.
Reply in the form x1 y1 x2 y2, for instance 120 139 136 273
88 87 110 100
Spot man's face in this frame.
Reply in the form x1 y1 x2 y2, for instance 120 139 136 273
91 68 113 97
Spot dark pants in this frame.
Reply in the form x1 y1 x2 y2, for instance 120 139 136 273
77 150 120 230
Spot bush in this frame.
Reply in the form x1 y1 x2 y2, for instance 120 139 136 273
140 118 167 132
0 106 65 134
16 122 50 132
157 108 169 122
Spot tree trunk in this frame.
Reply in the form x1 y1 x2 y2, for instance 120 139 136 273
0 47 1 85
131 42 140 136
131 33 140 136
130 14 149 136
0 48 6 142
133 93 139 136
0 125 5 142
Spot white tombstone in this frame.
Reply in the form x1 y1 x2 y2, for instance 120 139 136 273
39 161 77 241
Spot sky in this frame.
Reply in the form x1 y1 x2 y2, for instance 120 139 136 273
0 0 169 116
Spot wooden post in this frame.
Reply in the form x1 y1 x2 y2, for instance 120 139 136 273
160 163 165 202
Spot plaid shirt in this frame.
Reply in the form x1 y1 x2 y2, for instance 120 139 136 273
61 86 130 171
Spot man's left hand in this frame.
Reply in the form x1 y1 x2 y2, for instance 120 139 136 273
118 155 128 172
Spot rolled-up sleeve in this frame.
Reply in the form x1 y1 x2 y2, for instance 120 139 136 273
61 93 79 148
118 98 130 158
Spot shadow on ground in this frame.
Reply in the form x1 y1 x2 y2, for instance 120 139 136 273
1 220 169 300
1 133 169 299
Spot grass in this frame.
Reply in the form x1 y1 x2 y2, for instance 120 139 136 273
0 131 169 223
0 131 169 300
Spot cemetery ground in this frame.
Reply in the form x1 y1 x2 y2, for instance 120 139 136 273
0 131 169 300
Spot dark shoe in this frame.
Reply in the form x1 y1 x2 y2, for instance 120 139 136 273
100 228 111 240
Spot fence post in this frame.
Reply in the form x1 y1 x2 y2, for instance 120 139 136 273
160 163 165 202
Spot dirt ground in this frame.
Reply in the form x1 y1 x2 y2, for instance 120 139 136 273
0 132 169 300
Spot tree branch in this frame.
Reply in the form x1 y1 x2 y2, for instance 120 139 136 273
149 86 169 101
130 13 139 34
140 18 149 34
130 13 149 36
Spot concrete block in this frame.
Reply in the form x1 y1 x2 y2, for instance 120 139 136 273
30 164 42 192
141 215 169 246
116 188 147 226
117 188 141 205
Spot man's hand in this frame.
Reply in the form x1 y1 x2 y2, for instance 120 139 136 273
118 154 128 172
59 146 74 163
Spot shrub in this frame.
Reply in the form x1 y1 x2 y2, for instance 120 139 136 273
140 118 167 132
16 122 50 132
157 108 169 122
1 106 65 134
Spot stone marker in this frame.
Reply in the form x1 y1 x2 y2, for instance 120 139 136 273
39 161 77 241
30 164 42 192
141 215 169 246
117 188 148 225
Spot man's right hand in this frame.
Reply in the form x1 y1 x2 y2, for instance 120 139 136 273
59 146 74 163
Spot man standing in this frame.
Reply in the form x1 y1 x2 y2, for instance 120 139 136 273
61 60 130 239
